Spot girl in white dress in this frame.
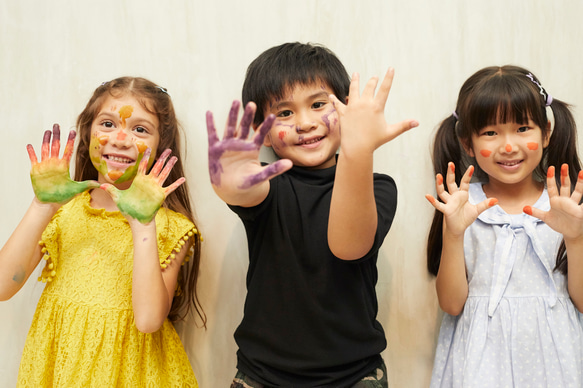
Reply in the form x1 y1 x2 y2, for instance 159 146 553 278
426 65 583 387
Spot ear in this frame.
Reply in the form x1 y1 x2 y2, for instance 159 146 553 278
461 139 475 157
543 120 551 148
263 129 273 148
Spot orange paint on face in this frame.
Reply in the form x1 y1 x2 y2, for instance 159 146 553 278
278 131 286 140
480 149 492 157
107 170 123 181
116 131 127 141
98 135 109 145
505 144 512 152
118 105 133 127
136 141 148 153
527 142 539 151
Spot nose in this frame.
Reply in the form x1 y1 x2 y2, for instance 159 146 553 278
505 143 513 152
295 111 317 133
110 128 133 148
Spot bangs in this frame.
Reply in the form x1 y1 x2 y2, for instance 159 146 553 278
464 75 540 134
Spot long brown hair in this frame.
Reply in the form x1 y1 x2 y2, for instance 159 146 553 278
75 77 205 325
427 66 580 276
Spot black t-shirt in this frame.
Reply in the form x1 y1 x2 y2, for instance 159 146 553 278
229 163 397 387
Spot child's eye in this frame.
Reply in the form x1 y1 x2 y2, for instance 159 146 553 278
133 126 149 134
102 121 115 129
312 101 326 109
277 110 293 118
517 126 530 133
481 131 496 136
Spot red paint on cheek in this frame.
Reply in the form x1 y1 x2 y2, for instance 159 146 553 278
505 144 512 152
278 131 286 140
480 149 492 157
527 142 539 151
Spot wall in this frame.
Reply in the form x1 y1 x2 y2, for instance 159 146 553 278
1 1 582 387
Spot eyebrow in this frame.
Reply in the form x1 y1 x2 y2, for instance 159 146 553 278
95 111 157 128
272 91 330 110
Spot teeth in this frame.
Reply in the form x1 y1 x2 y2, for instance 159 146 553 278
107 156 133 164
302 137 322 145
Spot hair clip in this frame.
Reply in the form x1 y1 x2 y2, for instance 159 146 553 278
156 86 170 96
526 73 553 106
100 81 109 86
452 111 459 120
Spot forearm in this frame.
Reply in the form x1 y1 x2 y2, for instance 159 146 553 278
565 236 583 312
436 227 468 315
328 148 377 260
0 199 57 300
212 178 269 208
130 221 171 333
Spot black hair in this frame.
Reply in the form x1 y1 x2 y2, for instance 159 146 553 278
427 65 581 276
242 42 350 126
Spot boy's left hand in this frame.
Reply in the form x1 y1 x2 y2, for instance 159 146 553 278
101 148 185 224
330 68 418 154
524 164 583 241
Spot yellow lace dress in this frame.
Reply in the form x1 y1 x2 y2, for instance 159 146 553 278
17 191 199 387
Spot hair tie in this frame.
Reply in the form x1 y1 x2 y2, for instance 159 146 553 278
452 111 459 120
526 73 553 107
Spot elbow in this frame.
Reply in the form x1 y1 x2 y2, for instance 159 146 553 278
134 313 165 334
438 295 466 316
329 237 374 261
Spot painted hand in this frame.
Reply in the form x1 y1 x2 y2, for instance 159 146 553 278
206 100 292 189
330 68 419 153
425 162 498 237
28 124 100 203
524 164 583 240
100 148 185 224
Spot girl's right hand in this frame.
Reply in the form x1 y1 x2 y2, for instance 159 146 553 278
425 162 498 237
27 124 100 204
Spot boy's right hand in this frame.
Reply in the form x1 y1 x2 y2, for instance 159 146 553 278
28 124 100 204
425 162 497 237
206 101 292 205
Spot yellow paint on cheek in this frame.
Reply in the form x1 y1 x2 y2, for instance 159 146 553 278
108 171 123 181
118 105 133 127
527 142 539 151
480 149 492 157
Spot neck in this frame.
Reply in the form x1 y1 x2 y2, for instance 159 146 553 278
482 177 543 214
89 188 118 212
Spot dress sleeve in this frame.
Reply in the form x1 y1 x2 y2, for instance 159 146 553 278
38 208 62 283
155 208 201 269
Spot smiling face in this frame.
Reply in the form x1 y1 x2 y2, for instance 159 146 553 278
467 118 549 192
262 81 341 169
89 94 160 188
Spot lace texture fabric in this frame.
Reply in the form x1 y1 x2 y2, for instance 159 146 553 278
17 192 198 387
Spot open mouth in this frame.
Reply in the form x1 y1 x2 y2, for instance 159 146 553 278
298 136 324 146
104 155 135 165
497 160 522 167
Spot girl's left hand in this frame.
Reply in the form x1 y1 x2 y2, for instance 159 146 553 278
100 148 185 224
524 164 583 240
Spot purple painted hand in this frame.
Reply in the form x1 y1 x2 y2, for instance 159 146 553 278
28 124 100 203
101 148 185 224
206 101 291 189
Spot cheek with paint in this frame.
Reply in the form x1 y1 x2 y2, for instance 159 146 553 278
322 108 338 133
527 142 539 151
480 149 492 158
89 134 110 176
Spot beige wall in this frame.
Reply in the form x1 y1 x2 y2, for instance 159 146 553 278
1 1 582 387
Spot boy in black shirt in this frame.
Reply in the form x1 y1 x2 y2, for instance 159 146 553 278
206 42 418 387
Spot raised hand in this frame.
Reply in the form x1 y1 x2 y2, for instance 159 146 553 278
206 100 292 190
101 148 184 224
426 163 498 237
329 68 418 153
524 164 583 240
28 124 100 204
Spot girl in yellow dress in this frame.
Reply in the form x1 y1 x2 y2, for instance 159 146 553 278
0 77 203 387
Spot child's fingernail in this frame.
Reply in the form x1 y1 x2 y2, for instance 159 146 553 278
489 198 498 207
523 205 532 215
